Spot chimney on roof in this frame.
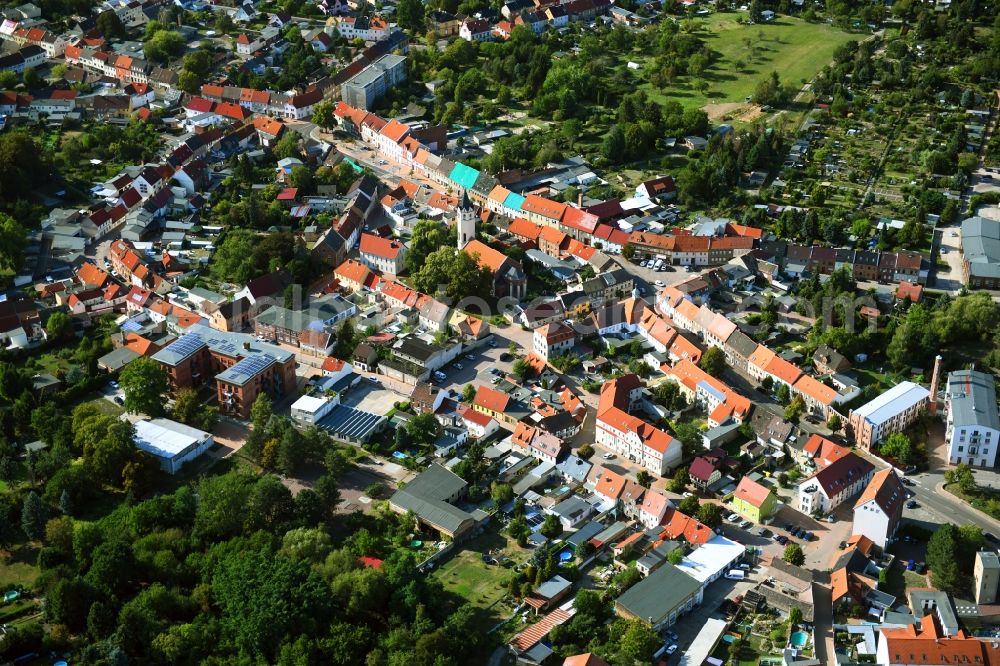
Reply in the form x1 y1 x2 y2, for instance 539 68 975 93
578 191 583 207
243 341 251 351
929 354 942 416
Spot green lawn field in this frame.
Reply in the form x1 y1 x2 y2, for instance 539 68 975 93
638 14 860 112
434 550 508 606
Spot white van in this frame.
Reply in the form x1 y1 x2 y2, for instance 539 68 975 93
724 569 746 580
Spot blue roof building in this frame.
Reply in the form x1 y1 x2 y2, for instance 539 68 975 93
449 162 480 190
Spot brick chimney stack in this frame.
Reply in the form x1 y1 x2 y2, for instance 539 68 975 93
929 354 943 416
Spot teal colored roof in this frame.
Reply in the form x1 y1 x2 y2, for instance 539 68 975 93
449 162 480 190
503 192 525 211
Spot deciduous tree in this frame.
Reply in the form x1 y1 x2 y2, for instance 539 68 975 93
119 357 168 416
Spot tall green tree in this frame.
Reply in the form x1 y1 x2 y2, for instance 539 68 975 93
698 346 727 377
118 357 168 416
21 491 47 541
0 213 26 276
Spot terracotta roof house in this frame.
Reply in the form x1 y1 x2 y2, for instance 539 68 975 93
732 476 777 523
801 433 850 469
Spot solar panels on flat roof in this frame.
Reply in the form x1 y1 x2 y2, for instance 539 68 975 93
218 353 276 385
155 332 205 365
317 405 383 441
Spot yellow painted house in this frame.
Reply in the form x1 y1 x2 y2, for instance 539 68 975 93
732 476 777 523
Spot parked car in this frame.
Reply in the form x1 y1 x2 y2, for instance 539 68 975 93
666 645 678 656
757 527 770 537
603 452 615 460
776 535 789 545
454 363 464 370
368 376 380 384
740 520 752 529
906 500 919 509
465 354 475 361
727 513 739 522
114 396 124 405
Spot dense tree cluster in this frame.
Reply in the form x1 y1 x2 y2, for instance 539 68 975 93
678 124 786 206
886 292 1000 370
410 248 494 302
210 229 316 285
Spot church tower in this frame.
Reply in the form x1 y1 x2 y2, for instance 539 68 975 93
456 190 476 249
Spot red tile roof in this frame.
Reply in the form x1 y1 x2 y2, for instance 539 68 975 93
334 259 373 287
688 456 717 482
77 263 109 288
522 194 566 220
380 119 410 143
474 385 510 413
463 239 510 273
734 476 773 508
359 233 404 260
508 217 543 241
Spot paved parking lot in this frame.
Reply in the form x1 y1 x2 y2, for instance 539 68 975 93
715 500 855 570
342 382 404 414
666 569 758 658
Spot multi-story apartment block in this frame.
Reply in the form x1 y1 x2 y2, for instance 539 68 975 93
852 468 905 549
340 54 407 110
532 322 576 361
797 452 874 516
151 324 296 420
946 369 1000 468
848 381 930 450
596 375 679 476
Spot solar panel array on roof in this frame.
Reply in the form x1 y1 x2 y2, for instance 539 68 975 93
317 405 384 441
152 332 206 365
217 353 276 385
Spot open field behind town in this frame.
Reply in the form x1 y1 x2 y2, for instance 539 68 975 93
635 15 859 111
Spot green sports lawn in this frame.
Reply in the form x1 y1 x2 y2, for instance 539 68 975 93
638 14 860 110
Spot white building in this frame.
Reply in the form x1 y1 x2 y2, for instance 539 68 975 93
359 233 407 275
945 370 1000 468
291 395 337 424
797 452 875 516
532 321 576 361
461 408 500 440
134 418 214 474
674 536 746 587
852 468 905 549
